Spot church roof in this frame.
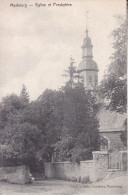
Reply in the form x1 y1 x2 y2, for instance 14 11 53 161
98 104 126 132
83 35 92 45
82 29 92 46
78 58 99 71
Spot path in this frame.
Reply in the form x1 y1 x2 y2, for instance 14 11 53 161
0 172 127 195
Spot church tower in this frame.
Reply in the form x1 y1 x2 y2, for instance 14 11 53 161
77 22 99 91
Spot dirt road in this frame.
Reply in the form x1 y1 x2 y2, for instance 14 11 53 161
0 172 127 195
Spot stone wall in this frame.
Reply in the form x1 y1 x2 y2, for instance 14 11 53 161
45 151 109 183
92 151 109 182
45 160 93 183
0 165 30 184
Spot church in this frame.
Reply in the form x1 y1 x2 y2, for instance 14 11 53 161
77 28 98 91
75 22 126 168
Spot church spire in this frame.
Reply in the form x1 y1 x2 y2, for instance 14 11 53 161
85 11 89 36
81 12 93 59
77 14 99 91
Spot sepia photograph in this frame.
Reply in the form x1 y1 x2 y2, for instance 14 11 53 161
0 0 127 194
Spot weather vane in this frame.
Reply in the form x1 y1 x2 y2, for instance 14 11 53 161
85 11 89 30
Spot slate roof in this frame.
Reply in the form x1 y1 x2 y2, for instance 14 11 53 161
98 104 126 132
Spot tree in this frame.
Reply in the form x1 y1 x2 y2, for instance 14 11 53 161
0 94 24 137
54 61 100 163
100 18 127 146
0 89 44 169
63 57 76 88
100 18 127 114
54 85 100 163
0 87 64 169
20 84 29 104
63 57 83 88
35 89 64 162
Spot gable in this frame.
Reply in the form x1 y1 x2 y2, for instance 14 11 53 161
98 104 126 132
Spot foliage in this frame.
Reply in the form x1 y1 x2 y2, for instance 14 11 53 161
0 94 25 141
0 93 43 167
100 19 127 114
20 84 29 104
54 85 100 162
99 18 127 147
34 89 64 161
54 60 100 162
63 58 83 88
0 56 100 167
62 58 76 88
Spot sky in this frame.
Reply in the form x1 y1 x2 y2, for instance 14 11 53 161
0 0 126 101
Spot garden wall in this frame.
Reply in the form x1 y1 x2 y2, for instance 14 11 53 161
45 151 109 183
0 165 30 184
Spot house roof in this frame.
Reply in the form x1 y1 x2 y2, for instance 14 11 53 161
98 104 126 132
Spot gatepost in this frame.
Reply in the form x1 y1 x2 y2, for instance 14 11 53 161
91 151 109 182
